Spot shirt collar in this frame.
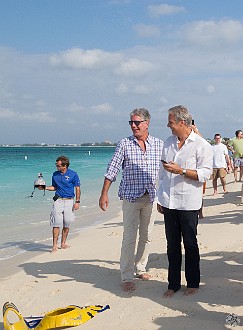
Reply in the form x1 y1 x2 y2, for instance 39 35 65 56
131 134 153 145
187 130 197 141
175 129 196 145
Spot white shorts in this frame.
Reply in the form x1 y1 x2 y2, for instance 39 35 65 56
50 199 75 228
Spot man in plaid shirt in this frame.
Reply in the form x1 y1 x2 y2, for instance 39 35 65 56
99 108 163 292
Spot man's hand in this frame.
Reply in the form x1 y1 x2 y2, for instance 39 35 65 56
157 204 164 214
73 202 80 211
163 161 183 175
99 194 109 211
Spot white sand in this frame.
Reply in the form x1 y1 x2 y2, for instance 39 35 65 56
1 173 242 330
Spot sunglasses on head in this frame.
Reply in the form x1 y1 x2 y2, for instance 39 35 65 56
129 120 146 126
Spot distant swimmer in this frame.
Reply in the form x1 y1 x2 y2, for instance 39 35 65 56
24 155 28 160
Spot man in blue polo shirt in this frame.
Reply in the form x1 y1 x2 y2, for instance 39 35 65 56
40 155 81 253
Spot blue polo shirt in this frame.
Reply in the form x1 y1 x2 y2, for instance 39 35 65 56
52 168 80 198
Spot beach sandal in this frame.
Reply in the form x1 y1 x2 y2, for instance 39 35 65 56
3 302 110 330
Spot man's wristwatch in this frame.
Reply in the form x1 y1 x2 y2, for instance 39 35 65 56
75 200 80 203
181 169 186 176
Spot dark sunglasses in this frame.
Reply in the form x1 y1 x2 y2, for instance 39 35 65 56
129 120 146 126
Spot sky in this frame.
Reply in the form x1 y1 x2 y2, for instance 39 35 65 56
0 0 243 144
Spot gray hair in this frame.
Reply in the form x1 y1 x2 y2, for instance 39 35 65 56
168 105 192 127
130 108 151 121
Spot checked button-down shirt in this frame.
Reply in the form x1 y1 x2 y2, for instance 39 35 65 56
104 135 163 203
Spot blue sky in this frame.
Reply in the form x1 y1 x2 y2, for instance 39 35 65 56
0 0 243 144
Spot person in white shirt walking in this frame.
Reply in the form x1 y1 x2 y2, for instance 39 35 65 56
157 105 213 298
212 133 231 195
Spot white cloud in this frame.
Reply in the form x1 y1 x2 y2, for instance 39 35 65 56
91 103 113 114
35 100 46 107
206 85 216 94
108 0 130 4
20 112 56 123
133 85 151 95
182 20 243 47
0 107 55 123
115 83 128 95
90 122 99 128
159 97 169 106
49 48 123 69
114 58 154 76
0 108 16 119
115 83 151 95
133 24 160 38
148 4 185 18
22 94 34 100
66 103 85 113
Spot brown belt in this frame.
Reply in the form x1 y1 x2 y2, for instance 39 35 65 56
58 198 73 200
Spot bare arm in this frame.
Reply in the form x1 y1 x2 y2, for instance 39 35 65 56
73 186 81 210
46 186 56 191
38 185 56 191
191 124 203 137
225 154 231 171
75 186 81 201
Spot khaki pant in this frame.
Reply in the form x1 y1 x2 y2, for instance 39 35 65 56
120 195 153 282
212 168 227 180
241 183 243 204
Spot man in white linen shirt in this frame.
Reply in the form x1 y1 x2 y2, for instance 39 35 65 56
212 133 231 195
157 105 213 298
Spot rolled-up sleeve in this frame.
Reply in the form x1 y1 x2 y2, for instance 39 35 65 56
196 143 213 182
105 142 124 182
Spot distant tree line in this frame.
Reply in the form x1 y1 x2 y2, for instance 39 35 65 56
207 137 230 145
81 142 117 146
1 142 118 147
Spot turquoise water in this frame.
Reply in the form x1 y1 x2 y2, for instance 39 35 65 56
0 146 121 260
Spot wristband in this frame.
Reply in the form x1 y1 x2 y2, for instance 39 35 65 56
75 200 80 203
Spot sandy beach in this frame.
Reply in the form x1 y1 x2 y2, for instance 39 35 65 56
0 173 242 330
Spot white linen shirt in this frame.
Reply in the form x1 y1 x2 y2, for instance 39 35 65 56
157 131 213 210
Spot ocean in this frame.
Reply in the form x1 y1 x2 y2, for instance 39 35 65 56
0 146 121 261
